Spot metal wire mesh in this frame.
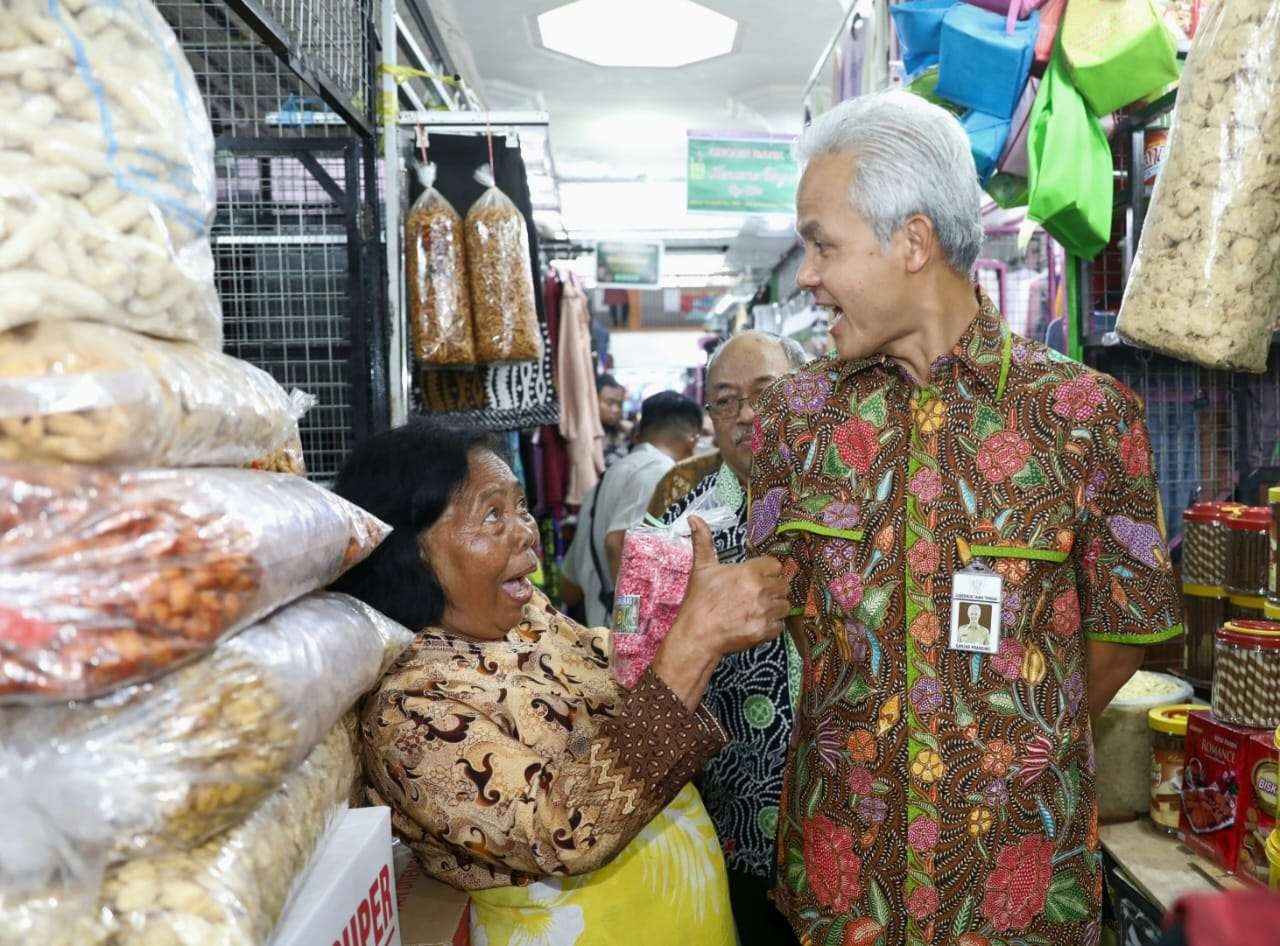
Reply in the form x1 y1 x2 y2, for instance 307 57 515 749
156 0 368 137
212 149 358 482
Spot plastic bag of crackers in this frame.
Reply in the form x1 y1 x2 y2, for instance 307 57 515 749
0 321 312 469
0 465 390 702
0 720 361 946
0 594 409 884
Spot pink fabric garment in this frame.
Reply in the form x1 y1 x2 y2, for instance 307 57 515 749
557 277 605 506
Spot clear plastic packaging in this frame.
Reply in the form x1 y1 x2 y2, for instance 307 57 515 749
1116 0 1280 372
1095 670 1194 820
1213 620 1280 728
0 593 409 873
0 0 222 348
464 166 541 364
406 162 475 365
0 321 311 468
610 491 739 689
0 465 390 702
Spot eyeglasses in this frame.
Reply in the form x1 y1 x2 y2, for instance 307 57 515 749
704 392 761 420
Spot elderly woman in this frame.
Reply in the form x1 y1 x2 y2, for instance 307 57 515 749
332 421 789 946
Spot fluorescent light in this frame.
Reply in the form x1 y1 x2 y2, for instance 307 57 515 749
537 0 738 68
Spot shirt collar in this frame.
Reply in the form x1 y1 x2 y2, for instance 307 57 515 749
835 287 1009 397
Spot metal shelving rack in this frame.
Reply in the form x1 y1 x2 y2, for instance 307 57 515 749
155 0 387 483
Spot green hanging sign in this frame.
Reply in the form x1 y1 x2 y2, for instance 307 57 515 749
687 132 799 215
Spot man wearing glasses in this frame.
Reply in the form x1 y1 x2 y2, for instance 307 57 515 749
647 330 809 946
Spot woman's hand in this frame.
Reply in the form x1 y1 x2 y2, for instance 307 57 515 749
650 516 790 710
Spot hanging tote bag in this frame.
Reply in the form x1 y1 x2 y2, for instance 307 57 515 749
1034 0 1069 67
1026 47 1113 259
962 110 1013 184
936 5 1040 119
890 0 957 76
1060 0 1180 115
996 77 1039 177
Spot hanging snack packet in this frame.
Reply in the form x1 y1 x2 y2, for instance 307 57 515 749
405 162 475 365
610 489 739 688
464 165 542 364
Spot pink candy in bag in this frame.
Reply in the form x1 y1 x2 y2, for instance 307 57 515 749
608 491 738 689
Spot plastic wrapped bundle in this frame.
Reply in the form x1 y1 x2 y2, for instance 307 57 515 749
98 721 359 946
0 593 410 872
0 321 311 467
406 163 475 365
465 166 541 364
0 0 221 347
0 466 390 702
242 429 306 477
610 493 737 688
1116 0 1280 372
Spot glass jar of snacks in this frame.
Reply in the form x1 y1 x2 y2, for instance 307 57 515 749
1183 586 1225 685
1184 502 1228 587
1213 620 1280 728
1149 704 1210 836
1226 506 1271 598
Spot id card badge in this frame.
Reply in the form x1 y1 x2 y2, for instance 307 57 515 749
949 563 1003 655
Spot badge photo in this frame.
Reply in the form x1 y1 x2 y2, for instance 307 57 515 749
949 566 1003 654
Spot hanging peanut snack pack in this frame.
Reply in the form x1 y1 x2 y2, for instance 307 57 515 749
405 162 475 365
464 165 542 363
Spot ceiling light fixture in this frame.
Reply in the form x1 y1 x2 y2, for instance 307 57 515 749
537 0 738 69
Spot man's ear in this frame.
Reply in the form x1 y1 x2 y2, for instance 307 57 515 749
901 214 939 274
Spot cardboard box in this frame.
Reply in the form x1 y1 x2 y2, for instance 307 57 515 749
270 806 401 946
1179 711 1278 885
396 858 470 946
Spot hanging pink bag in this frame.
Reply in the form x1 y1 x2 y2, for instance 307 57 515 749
1034 0 1068 65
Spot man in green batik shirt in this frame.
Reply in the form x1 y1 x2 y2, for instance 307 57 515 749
747 91 1183 946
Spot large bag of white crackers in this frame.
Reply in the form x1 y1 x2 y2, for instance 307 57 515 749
1116 0 1280 372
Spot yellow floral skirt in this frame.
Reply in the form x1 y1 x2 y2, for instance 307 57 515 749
468 784 735 946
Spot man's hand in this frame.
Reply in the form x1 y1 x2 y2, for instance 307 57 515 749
1086 639 1147 722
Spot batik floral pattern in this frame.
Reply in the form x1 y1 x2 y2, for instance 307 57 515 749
749 290 1182 946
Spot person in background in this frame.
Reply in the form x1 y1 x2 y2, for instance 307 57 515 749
597 373 629 468
331 421 792 946
563 391 704 627
646 330 809 946
749 91 1182 944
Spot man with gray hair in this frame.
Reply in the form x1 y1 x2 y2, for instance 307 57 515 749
646 330 808 946
747 92 1181 945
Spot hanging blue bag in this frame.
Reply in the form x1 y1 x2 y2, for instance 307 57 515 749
962 111 1013 184
936 5 1039 120
889 0 958 77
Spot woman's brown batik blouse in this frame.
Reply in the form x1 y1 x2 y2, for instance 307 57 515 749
360 589 726 891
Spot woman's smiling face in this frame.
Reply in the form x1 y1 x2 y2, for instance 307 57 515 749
421 449 540 639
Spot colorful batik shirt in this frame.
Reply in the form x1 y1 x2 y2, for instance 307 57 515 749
747 290 1182 946
656 459 801 878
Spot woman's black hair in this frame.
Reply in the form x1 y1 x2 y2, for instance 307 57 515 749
330 420 503 630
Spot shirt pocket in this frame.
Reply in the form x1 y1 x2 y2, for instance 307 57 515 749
963 527 1077 640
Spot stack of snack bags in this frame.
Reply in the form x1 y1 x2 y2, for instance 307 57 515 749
0 2 410 943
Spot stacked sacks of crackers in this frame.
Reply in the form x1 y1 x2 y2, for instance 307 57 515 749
0 2 411 943
1116 0 1280 372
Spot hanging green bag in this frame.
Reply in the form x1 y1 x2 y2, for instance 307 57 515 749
1060 0 1180 116
1026 47 1113 259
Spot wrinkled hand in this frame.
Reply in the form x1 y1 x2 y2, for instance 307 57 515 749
676 515 790 657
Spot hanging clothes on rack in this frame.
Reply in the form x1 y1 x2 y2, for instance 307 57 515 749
536 269 570 518
558 275 605 506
